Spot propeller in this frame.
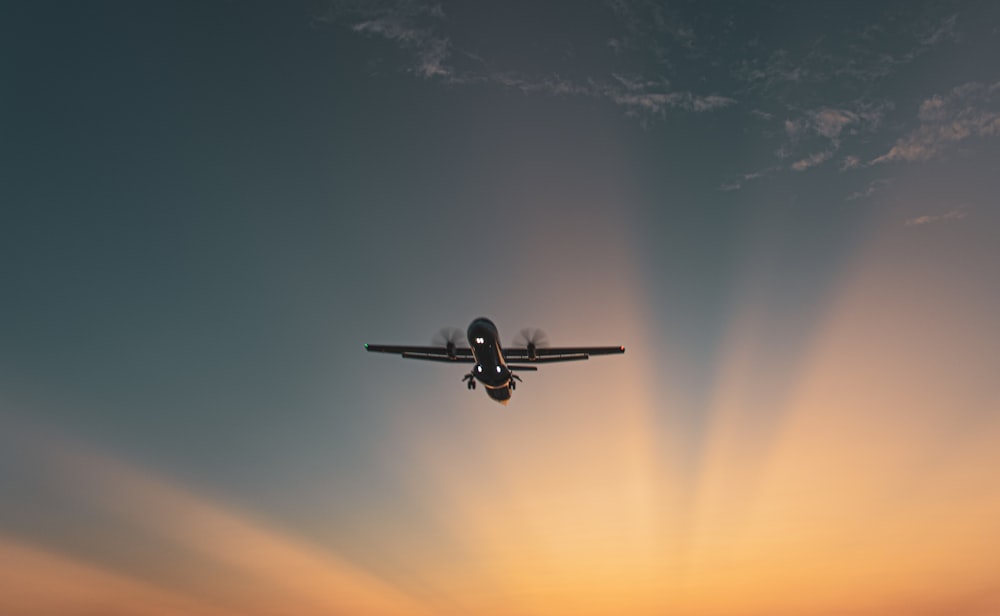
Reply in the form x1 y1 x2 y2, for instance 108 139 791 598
514 328 549 361
432 327 464 359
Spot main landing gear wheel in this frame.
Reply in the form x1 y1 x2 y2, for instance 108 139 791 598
462 373 476 390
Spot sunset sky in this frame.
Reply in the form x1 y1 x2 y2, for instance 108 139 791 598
2 2 1000 614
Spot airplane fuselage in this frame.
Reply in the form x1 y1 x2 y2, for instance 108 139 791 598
467 317 513 404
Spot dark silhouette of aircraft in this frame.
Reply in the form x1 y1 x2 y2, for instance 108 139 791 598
365 317 625 404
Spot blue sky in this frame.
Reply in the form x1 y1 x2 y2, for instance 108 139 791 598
2 2 1000 614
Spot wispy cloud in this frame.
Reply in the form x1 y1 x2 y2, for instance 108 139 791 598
810 108 860 139
791 150 834 171
606 0 698 57
846 178 892 201
905 206 969 226
734 48 824 92
873 82 1000 164
781 101 892 171
840 155 862 171
487 72 588 96
483 71 735 124
352 18 451 77
728 99 893 185
835 13 960 83
726 6 963 180
323 0 734 123
324 0 971 141
789 102 891 141
784 108 860 170
604 88 734 115
325 1 452 78
918 13 960 47
720 167 777 191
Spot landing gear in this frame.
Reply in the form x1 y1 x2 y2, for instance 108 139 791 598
462 373 476 390
510 374 522 391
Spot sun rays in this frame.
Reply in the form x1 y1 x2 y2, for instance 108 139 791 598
3 204 998 615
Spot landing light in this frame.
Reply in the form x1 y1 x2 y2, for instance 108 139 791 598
475 337 484 344
477 365 482 373
496 366 501 373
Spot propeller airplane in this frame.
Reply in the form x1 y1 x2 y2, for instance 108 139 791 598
365 317 625 404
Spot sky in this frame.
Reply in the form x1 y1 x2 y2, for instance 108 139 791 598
2 1 1000 614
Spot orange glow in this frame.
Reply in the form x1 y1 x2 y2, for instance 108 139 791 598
362 214 1000 615
0 430 434 616
4 218 999 615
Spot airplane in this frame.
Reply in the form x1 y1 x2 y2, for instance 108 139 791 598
365 316 625 404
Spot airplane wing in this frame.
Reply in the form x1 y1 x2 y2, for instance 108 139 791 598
502 345 625 363
364 344 475 363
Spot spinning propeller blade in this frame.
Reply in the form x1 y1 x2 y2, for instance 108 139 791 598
432 327 464 359
514 328 549 360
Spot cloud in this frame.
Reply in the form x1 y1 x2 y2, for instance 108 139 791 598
846 178 892 201
918 13 960 47
606 0 698 55
835 13 960 83
905 206 969 226
810 108 860 140
734 49 820 91
611 72 664 92
463 70 734 120
780 101 891 170
489 72 589 96
323 1 734 124
352 18 451 77
791 150 834 171
840 155 862 171
327 1 452 78
414 38 450 77
873 82 1000 164
727 6 961 175
789 102 891 142
607 90 734 114
720 167 777 191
